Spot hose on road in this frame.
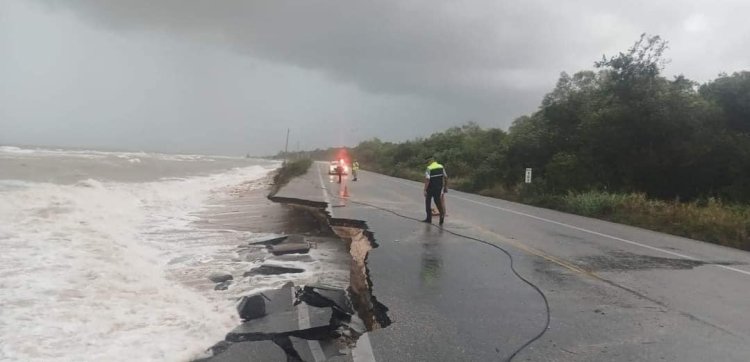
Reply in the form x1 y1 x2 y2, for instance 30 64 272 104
322 186 551 362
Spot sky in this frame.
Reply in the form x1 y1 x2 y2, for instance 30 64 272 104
1 0 748 155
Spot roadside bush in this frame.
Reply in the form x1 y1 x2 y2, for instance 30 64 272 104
269 158 313 196
561 191 627 216
555 191 750 250
391 168 424 183
479 184 520 201
518 178 561 207
616 196 750 250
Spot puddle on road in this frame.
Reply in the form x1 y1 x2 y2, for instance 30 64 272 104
576 250 737 272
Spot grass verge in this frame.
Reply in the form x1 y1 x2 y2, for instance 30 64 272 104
268 158 313 197
561 192 750 251
482 186 750 251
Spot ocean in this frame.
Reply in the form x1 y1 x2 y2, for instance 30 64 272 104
0 146 281 361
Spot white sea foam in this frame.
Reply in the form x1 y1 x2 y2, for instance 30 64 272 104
0 145 235 162
0 146 36 154
0 165 273 362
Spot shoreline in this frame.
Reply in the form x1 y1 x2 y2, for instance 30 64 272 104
193 167 389 361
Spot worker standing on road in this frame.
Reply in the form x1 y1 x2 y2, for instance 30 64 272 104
335 163 344 184
352 160 360 181
423 156 447 225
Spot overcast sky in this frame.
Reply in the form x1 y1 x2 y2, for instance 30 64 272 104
1 0 748 155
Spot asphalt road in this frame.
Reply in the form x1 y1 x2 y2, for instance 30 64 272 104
275 162 750 361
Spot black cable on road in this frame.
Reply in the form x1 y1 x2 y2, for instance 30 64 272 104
321 184 551 362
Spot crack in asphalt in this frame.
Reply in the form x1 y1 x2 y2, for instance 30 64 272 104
199 195 392 361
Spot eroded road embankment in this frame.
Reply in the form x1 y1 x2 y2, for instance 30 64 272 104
199 162 557 361
197 194 392 362
250 164 553 362
205 163 750 361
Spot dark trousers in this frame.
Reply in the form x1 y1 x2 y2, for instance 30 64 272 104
425 190 444 221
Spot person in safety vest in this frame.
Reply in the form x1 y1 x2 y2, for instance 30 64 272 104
422 156 447 225
352 160 360 181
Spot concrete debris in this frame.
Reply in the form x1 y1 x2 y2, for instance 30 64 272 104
208 272 233 283
249 235 288 246
270 242 310 255
243 265 305 277
237 294 266 321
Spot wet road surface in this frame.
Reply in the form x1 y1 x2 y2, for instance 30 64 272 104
272 162 750 361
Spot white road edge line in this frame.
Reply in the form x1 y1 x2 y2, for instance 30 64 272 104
351 331 377 362
379 174 750 277
316 162 334 215
292 288 326 362
317 163 378 362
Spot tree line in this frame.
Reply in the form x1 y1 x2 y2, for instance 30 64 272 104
284 34 750 204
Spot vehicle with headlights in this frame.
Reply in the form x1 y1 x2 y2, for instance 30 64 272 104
328 159 348 175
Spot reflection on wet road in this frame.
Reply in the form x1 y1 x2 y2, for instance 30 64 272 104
419 230 443 292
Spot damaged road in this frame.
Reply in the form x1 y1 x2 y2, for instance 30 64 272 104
260 162 750 362
201 283 355 362
238 164 549 362
198 184 392 362
200 162 750 361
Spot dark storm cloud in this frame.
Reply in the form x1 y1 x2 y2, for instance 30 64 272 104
27 1 637 109
44 0 750 112
45 1 538 105
5 0 750 154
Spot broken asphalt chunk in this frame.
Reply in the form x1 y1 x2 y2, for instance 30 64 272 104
270 242 310 255
294 286 353 315
272 335 305 362
287 325 341 341
203 339 290 361
237 294 266 321
208 272 233 283
208 340 232 356
244 265 305 277
249 235 288 246
227 309 298 342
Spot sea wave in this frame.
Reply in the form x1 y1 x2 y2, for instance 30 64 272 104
0 165 271 362
0 146 36 154
0 145 241 162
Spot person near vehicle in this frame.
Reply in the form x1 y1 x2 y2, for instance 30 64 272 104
335 163 343 183
423 156 447 225
352 160 360 181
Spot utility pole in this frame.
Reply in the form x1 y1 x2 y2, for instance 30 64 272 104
284 128 290 164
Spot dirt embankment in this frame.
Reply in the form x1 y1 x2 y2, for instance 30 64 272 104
196 165 391 361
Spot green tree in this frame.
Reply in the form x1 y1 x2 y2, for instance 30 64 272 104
700 71 750 133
